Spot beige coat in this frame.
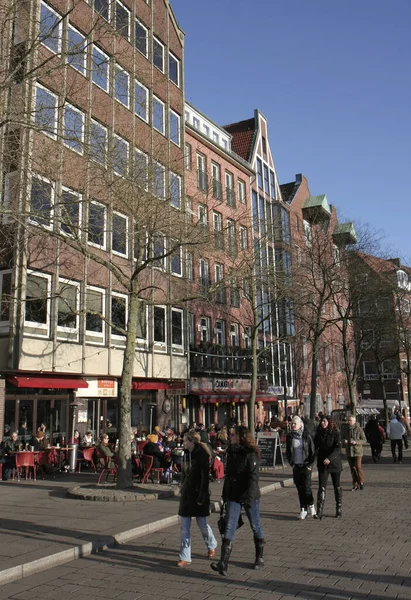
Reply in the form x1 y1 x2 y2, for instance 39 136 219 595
342 423 366 457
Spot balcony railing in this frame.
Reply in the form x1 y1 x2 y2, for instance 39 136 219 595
212 178 222 201
226 187 236 208
190 343 256 375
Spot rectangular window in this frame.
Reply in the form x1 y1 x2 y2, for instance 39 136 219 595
89 119 107 165
60 187 81 236
25 272 50 330
136 300 147 341
213 211 223 250
197 153 207 191
114 64 130 107
153 37 164 72
238 179 246 204
88 200 106 249
169 172 181 209
270 171 275 199
30 175 53 228
227 219 237 257
256 158 263 189
211 162 222 201
0 271 12 324
239 226 248 250
212 131 219 144
63 103 84 153
35 84 57 138
172 308 183 349
263 165 269 193
215 319 226 345
92 45 109 92
226 171 235 208
115 0 130 39
185 252 194 280
112 211 128 257
252 190 258 232
67 25 86 75
86 286 105 340
169 52 180 86
153 234 166 269
134 80 148 122
153 162 165 198
199 259 210 290
230 278 240 308
154 306 166 346
198 204 207 225
135 19 148 56
230 323 239 347
39 1 62 53
113 134 129 175
153 96 165 134
94 0 109 20
112 293 127 338
185 143 192 170
171 246 182 277
199 316 211 342
169 110 180 146
57 279 79 331
134 148 148 189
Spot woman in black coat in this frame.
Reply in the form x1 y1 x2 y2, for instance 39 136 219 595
177 432 217 568
314 415 343 519
211 425 264 577
144 434 168 469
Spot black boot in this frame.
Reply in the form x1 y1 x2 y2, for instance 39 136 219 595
253 538 265 569
335 486 342 518
211 539 232 576
314 487 326 520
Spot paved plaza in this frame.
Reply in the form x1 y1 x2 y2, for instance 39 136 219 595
0 452 410 599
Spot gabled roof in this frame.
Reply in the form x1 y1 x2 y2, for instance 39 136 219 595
356 252 411 276
223 118 256 162
280 181 300 204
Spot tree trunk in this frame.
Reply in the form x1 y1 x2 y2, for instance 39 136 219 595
116 290 140 489
248 325 259 435
309 338 319 421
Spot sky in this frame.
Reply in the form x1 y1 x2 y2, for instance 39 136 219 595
172 0 411 261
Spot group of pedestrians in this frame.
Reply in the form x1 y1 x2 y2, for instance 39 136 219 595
175 410 409 576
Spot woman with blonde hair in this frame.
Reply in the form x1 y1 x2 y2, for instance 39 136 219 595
177 431 217 567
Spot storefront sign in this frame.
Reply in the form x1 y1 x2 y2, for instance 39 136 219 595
76 378 118 398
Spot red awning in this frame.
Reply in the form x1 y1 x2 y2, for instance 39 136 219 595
192 391 277 404
131 381 169 390
7 376 88 389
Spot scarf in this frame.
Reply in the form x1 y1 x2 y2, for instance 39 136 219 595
290 428 303 440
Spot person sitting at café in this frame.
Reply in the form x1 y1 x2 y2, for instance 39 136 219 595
144 434 169 469
80 431 94 448
96 433 116 468
69 430 81 445
1 431 21 480
29 427 48 451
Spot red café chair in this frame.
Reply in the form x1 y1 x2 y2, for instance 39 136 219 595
97 454 118 485
14 452 36 482
77 447 97 473
36 451 52 479
141 454 163 484
137 441 147 454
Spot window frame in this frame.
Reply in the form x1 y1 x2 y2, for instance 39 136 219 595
113 133 129 176
168 51 180 87
24 270 51 337
153 95 165 135
56 278 80 339
60 186 81 237
238 179 246 204
171 307 184 353
112 210 129 258
111 291 128 342
153 161 165 199
115 0 130 40
89 119 108 166
169 109 181 146
67 23 86 75
85 284 106 345
135 18 148 57
29 173 54 230
34 83 58 139
63 102 85 154
39 1 62 54
169 172 181 209
170 244 183 277
153 36 165 72
114 63 130 108
134 79 149 122
91 44 110 92
0 270 12 330
87 199 107 249
153 305 167 351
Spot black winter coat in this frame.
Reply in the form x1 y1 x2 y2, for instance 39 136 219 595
222 444 261 505
286 429 315 467
314 427 342 473
143 441 166 469
178 444 211 517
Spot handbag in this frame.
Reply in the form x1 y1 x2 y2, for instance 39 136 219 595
217 503 244 536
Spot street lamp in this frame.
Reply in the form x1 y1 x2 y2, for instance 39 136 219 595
397 378 402 413
148 403 157 434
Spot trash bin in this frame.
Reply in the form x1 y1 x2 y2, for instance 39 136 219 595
68 443 78 472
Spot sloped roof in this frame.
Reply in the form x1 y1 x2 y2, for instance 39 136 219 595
280 181 300 204
223 118 256 162
356 252 411 275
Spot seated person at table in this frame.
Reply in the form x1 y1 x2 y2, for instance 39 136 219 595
69 430 81 445
29 427 48 451
80 431 94 448
144 434 169 469
96 433 116 468
1 431 21 480
163 433 177 451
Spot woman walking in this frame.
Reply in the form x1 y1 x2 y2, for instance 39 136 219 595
364 416 385 462
211 425 264 576
314 415 343 519
286 416 316 519
177 432 217 567
342 414 366 490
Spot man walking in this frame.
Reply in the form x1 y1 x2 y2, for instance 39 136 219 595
387 414 406 463
342 414 366 491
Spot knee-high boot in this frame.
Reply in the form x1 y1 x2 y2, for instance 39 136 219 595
314 487 326 520
335 486 342 518
253 538 265 569
210 539 232 577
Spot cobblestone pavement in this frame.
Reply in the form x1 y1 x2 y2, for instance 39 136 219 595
1 455 410 600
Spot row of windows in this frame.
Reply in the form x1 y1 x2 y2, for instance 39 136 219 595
15 173 182 255
185 147 247 207
196 205 248 253
252 191 291 244
188 314 251 349
40 1 180 87
256 157 276 200
185 110 230 151
0 269 184 351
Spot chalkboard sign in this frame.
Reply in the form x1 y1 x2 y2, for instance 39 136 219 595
257 432 284 470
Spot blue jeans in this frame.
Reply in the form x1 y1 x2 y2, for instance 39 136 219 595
179 516 217 562
224 500 264 542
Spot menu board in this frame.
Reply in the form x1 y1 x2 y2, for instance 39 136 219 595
257 432 277 467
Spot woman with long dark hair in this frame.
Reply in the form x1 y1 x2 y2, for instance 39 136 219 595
177 432 217 567
314 415 343 519
211 425 264 577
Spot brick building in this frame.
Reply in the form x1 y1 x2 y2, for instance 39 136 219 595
0 0 187 441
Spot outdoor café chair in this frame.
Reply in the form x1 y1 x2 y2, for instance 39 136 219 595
97 455 118 485
14 452 36 481
141 454 163 484
36 450 53 479
77 447 96 473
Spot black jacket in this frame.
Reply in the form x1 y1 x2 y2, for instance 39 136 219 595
314 427 342 473
286 429 315 467
143 441 166 469
178 444 211 517
222 444 261 505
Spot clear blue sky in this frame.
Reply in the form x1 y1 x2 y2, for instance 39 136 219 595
173 0 411 261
